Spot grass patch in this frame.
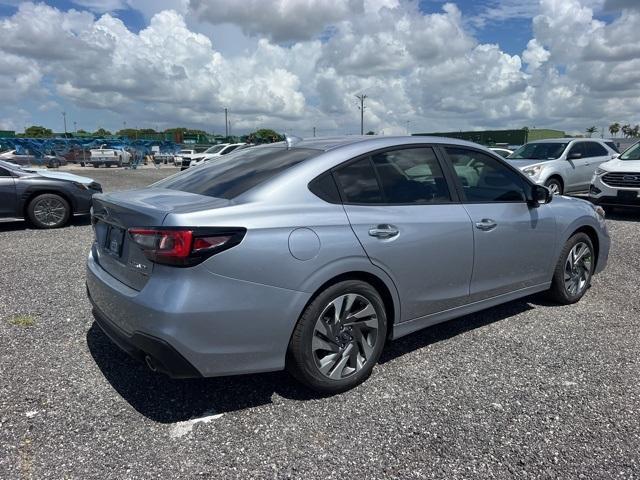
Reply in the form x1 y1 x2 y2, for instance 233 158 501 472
8 315 36 327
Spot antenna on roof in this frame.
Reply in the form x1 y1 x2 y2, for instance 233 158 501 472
285 134 303 149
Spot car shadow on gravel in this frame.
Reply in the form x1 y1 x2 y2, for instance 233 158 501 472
86 323 316 423
0 215 91 232
87 296 543 423
603 209 640 223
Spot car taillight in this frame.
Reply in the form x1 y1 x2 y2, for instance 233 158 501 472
128 227 245 267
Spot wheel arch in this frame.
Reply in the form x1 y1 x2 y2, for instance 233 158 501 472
22 188 75 218
297 270 400 340
546 174 565 192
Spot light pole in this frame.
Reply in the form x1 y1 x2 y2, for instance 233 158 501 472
73 121 77 134
62 111 67 136
356 94 367 135
224 108 228 138
313 126 316 137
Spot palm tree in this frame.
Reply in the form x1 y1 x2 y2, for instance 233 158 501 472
632 125 640 138
621 124 631 138
586 126 597 138
609 123 620 137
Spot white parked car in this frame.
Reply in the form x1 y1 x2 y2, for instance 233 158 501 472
490 147 513 158
507 138 618 195
175 149 199 167
590 141 640 210
89 145 131 168
189 143 248 167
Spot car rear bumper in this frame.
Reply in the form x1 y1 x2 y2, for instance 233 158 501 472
85 250 310 378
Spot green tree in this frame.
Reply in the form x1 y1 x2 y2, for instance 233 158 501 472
608 122 620 137
246 128 284 144
585 126 597 138
24 125 53 138
621 124 631 138
632 125 640 138
93 128 111 136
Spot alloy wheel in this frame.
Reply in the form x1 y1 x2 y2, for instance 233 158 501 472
312 293 380 380
564 241 593 296
547 182 561 195
33 198 66 226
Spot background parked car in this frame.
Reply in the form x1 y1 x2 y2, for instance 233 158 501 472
0 149 67 168
590 140 640 210
188 143 248 168
490 147 513 158
0 159 101 228
507 138 618 195
62 146 92 165
89 145 131 168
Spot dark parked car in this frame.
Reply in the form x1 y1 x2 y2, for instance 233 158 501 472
0 149 67 168
0 159 102 228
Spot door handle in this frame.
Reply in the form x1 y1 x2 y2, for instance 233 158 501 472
475 219 497 231
368 224 399 239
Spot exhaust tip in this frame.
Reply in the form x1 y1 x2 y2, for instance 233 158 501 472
145 355 158 372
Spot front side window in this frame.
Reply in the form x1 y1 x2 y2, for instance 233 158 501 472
567 142 584 158
445 147 527 203
370 147 451 203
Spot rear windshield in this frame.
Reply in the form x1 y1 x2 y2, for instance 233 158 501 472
509 142 569 160
153 146 320 199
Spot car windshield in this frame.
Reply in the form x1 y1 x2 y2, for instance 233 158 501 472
620 143 640 161
509 142 569 160
153 146 320 199
204 145 226 154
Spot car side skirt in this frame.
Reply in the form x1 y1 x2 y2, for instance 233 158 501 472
391 283 550 340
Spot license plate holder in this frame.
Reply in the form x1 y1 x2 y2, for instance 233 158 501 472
105 225 125 257
617 190 638 201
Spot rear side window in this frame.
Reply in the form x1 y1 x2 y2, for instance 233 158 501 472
154 147 320 199
0 166 11 177
334 157 383 203
605 141 620 153
583 142 608 157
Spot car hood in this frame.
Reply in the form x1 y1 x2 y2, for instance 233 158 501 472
28 169 95 185
599 159 640 173
507 159 551 169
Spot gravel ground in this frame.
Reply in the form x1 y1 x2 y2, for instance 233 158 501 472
0 168 638 479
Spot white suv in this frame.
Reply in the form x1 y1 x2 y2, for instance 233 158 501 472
590 141 640 210
507 138 618 195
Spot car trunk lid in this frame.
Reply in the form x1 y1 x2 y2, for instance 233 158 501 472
91 188 230 290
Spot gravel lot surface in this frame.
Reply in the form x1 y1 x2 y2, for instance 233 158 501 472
1 168 638 479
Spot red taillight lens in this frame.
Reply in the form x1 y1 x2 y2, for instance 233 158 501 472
128 228 245 267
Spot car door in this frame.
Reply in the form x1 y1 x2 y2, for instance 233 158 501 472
333 146 474 322
564 142 593 192
442 146 557 301
0 166 17 218
581 141 612 188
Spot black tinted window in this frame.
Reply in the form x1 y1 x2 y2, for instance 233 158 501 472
568 143 584 157
334 158 383 203
605 141 620 153
155 147 319 199
371 147 451 203
583 142 608 157
446 147 527 203
0 167 11 177
309 173 341 203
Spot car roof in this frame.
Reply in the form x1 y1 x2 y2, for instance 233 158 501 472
528 138 602 144
287 135 487 152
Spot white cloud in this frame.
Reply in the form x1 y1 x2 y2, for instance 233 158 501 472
0 0 639 135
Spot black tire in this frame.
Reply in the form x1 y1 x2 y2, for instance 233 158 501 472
287 280 388 393
545 178 563 195
547 232 595 305
27 193 70 229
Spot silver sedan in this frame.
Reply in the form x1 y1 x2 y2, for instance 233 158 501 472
86 136 609 393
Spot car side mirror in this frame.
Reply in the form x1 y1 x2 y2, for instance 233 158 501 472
529 185 553 207
568 152 582 160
